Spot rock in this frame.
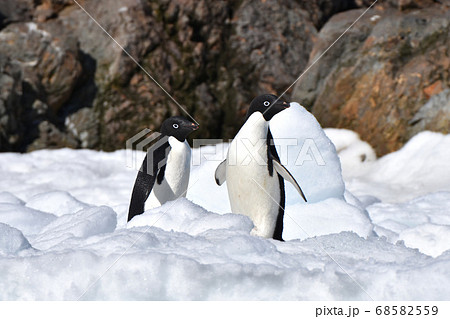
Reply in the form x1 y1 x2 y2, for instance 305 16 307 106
65 107 99 148
0 21 83 114
4 0 444 153
0 0 74 27
292 4 450 155
27 120 78 151
221 0 317 136
355 0 438 10
0 15 102 151
0 0 35 28
0 57 23 151
0 20 85 151
385 0 439 11
0 22 83 112
58 0 168 150
0 0 353 152
297 0 358 29
56 0 320 149
408 89 450 137
34 0 73 22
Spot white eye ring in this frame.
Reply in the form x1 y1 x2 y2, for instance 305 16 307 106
173 124 179 129
263 101 270 107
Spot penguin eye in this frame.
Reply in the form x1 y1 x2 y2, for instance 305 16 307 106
263 101 270 107
173 124 179 129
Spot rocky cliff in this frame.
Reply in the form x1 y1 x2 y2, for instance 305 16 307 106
0 0 448 154
292 0 449 155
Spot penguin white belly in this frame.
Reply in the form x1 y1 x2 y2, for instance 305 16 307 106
146 137 191 210
225 113 281 238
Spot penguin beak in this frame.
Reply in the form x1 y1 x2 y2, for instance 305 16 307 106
186 122 199 131
274 100 290 110
281 101 290 109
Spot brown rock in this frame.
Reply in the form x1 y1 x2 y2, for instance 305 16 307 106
2 0 412 152
35 0 73 22
27 120 78 151
0 57 23 151
57 0 319 149
0 0 35 28
292 4 450 155
408 89 450 137
295 0 358 29
355 0 439 10
0 22 82 112
217 0 318 137
64 107 99 148
423 80 443 98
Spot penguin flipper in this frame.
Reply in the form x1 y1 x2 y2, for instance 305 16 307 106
128 156 157 222
272 159 307 202
215 159 227 186
128 139 171 222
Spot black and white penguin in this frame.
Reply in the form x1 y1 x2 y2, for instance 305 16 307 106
127 116 198 222
215 94 307 241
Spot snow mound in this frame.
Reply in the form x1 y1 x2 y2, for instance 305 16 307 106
283 198 373 241
3 230 449 300
399 224 450 258
0 203 56 235
270 102 345 203
26 191 90 216
31 206 117 250
267 104 373 241
0 148 135 206
128 198 253 236
324 128 376 177
367 132 450 187
0 223 32 255
346 131 450 202
367 192 450 257
0 192 25 205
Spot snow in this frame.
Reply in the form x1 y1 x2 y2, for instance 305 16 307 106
340 131 450 202
269 103 373 241
324 128 377 177
270 103 345 203
0 203 57 235
0 223 32 256
367 192 450 257
31 206 117 251
128 198 253 237
26 191 90 216
0 192 25 205
324 129 450 259
0 104 449 300
283 198 373 241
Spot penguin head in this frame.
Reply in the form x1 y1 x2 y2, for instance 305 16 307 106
161 116 199 142
246 94 290 121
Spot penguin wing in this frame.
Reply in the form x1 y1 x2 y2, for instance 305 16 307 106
127 139 171 222
272 158 307 202
267 128 307 202
215 159 227 186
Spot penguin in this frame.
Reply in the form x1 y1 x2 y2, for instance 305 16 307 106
127 116 199 222
215 94 307 241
